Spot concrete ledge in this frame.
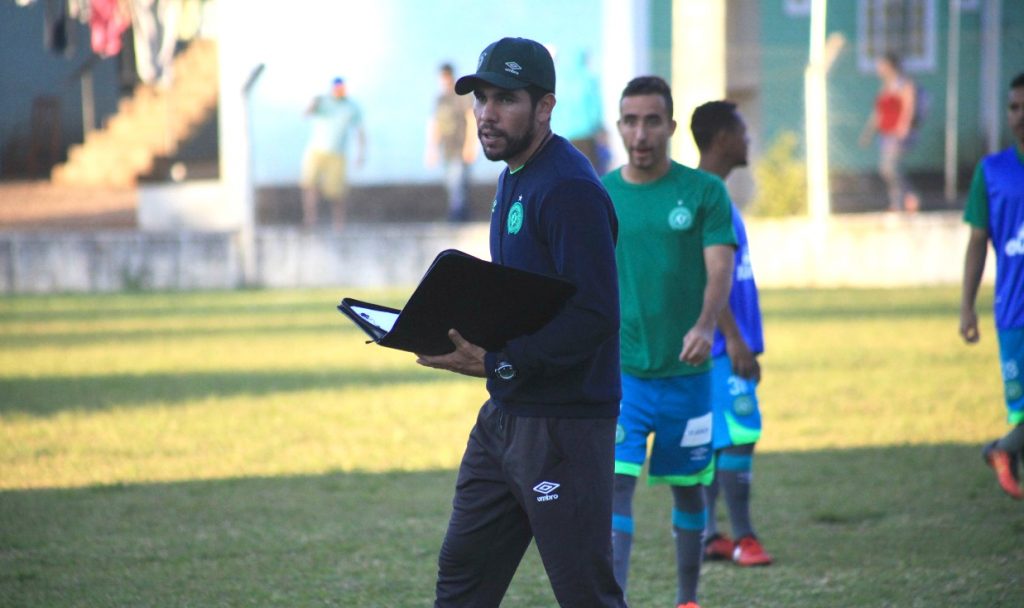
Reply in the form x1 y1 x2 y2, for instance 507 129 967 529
254 224 490 289
0 214 993 294
138 180 239 231
747 212 994 287
0 223 489 293
0 231 240 293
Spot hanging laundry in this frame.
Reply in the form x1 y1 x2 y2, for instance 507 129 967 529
132 0 181 87
90 0 130 58
44 0 75 56
175 0 205 42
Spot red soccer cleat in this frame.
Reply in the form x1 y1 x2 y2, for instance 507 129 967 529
676 603 701 608
732 535 774 567
984 444 1023 500
703 533 734 561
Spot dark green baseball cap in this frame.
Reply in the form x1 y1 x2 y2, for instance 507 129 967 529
455 37 555 95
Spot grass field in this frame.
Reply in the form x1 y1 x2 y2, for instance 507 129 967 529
1 287 1022 607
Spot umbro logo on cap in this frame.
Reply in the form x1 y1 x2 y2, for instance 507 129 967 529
455 37 556 95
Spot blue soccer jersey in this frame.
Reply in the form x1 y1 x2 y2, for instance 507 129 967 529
964 147 1024 330
712 203 764 357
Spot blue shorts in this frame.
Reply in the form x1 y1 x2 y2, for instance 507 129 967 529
711 355 763 449
614 372 714 486
997 327 1024 425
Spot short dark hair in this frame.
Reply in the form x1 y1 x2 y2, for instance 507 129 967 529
690 101 741 151
440 63 454 76
620 76 674 121
525 84 550 108
1012 72 1024 90
881 52 903 72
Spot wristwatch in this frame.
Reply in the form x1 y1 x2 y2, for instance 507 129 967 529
494 358 517 381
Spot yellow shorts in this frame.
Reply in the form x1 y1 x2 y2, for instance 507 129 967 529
301 150 348 200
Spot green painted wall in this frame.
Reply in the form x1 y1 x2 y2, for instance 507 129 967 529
649 0 674 82
998 2 1024 149
757 1 1024 176
758 3 811 160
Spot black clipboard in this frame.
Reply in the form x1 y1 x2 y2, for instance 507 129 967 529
337 249 576 356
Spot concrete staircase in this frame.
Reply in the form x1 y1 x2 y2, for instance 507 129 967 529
51 39 219 188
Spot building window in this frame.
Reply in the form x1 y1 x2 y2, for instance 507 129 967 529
858 0 936 73
784 0 811 17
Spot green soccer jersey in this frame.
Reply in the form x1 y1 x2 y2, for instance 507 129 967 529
964 146 1024 230
603 161 737 378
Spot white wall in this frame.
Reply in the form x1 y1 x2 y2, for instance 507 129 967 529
0 214 994 294
745 212 995 288
216 0 617 188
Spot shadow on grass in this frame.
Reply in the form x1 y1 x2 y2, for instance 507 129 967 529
0 468 459 607
0 292 409 324
0 368 452 417
0 323 375 349
0 302 333 323
1 444 1022 607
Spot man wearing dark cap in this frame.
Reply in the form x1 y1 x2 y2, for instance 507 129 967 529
416 37 626 607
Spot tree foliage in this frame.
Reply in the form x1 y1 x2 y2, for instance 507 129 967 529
749 130 807 217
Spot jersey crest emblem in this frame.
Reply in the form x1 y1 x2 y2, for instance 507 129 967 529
508 200 524 235
668 202 693 231
1007 380 1023 401
733 395 756 417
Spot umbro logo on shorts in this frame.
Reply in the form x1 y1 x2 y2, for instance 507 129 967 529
533 481 560 502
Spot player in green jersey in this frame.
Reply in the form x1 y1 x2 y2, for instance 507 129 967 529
603 75 736 608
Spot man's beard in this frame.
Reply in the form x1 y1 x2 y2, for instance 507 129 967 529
481 111 537 162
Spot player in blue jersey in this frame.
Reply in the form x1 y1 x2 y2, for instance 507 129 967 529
691 101 774 564
961 72 1024 500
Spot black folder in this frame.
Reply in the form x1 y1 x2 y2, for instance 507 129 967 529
337 249 576 356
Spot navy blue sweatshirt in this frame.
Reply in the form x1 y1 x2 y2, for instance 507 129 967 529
483 134 621 418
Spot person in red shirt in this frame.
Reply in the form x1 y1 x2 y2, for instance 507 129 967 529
859 53 920 213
